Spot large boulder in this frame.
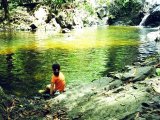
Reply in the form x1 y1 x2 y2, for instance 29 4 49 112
142 5 160 27
108 66 155 82
96 5 108 20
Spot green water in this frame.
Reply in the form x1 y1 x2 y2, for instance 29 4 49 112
0 26 145 96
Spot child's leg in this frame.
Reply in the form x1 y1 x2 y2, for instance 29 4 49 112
46 84 57 95
46 84 51 89
38 84 51 94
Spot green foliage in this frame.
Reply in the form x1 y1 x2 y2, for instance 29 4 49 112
109 0 143 18
156 68 160 76
45 0 68 12
8 2 18 10
46 0 65 4
7 0 32 10
77 1 95 15
11 0 32 4
84 3 94 15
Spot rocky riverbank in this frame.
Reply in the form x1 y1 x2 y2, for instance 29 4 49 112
0 0 153 32
0 54 160 120
0 3 100 33
1 0 160 32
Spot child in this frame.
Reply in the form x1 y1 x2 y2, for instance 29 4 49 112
39 63 66 95
49 63 66 95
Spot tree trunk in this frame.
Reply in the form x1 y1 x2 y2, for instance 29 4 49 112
1 0 9 20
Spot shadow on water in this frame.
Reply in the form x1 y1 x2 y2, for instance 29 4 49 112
0 50 42 96
102 45 139 75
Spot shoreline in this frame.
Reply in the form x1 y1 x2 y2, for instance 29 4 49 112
1 53 160 119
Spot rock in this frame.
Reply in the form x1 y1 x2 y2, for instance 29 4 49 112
73 15 83 28
141 57 158 66
142 5 160 27
147 31 160 43
108 67 136 81
61 28 70 33
131 66 154 82
50 18 61 31
112 87 124 93
34 6 48 22
108 80 123 90
141 102 150 107
155 36 160 42
45 13 55 23
66 23 73 30
120 112 136 120
109 66 155 83
56 15 66 28
137 96 160 120
151 79 160 93
96 6 107 20
30 24 37 30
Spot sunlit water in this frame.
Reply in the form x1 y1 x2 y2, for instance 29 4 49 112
0 26 158 97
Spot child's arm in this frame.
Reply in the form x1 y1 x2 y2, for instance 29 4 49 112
50 82 54 95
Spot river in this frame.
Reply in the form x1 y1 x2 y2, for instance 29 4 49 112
0 26 157 97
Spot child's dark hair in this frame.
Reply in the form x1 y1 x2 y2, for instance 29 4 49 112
52 63 60 76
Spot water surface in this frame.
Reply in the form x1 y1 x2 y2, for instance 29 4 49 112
0 26 154 96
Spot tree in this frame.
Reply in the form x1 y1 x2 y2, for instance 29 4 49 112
1 0 9 20
109 0 143 18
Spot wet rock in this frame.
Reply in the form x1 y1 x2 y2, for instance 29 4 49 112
108 66 155 83
107 80 123 90
108 67 136 82
131 66 154 82
142 5 160 27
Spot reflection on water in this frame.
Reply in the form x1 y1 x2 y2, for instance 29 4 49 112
0 26 152 97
